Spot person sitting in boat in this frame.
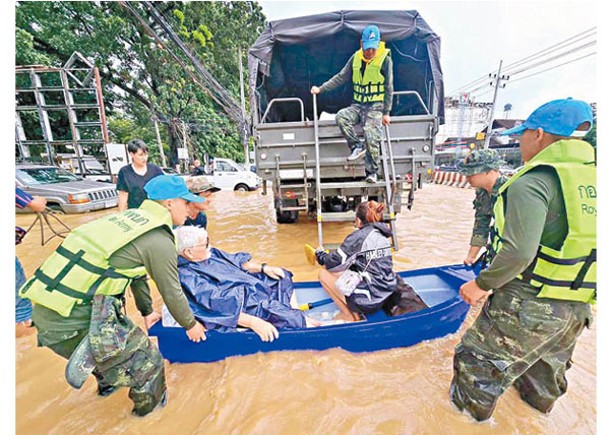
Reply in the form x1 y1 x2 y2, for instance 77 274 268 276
175 225 314 342
315 201 397 321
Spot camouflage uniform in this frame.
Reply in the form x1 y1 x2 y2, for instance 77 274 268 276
457 149 508 248
450 285 591 421
47 295 166 416
470 175 508 247
317 52 393 178
451 148 593 421
336 102 384 176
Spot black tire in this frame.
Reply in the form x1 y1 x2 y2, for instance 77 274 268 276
276 209 299 224
275 198 299 224
234 184 250 192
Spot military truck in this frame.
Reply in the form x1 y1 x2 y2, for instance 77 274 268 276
248 10 445 249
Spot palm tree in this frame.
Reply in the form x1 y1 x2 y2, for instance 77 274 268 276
503 103 512 118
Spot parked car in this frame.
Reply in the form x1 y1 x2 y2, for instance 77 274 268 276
211 158 262 191
55 153 112 183
16 165 118 213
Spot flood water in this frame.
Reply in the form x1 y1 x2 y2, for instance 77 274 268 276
15 183 596 434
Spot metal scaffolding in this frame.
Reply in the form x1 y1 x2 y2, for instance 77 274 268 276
15 52 110 175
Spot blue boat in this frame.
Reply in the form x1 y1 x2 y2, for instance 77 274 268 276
148 264 475 363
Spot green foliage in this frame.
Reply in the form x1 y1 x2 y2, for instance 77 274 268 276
15 1 266 163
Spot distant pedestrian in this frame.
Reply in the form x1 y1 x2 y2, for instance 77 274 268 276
450 98 596 421
191 159 206 176
456 149 508 266
311 24 393 183
117 139 163 211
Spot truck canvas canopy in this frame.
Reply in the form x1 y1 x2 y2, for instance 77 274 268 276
248 10 445 124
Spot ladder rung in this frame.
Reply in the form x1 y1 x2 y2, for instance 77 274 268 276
319 180 392 189
278 184 307 189
320 211 355 222
320 211 396 222
75 122 102 127
71 104 101 109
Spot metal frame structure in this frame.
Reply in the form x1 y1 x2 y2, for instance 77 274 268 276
15 52 110 175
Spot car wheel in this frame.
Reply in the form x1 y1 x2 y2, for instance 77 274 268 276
235 184 249 192
47 203 65 213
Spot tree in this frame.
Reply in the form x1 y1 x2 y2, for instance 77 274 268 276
15 1 266 165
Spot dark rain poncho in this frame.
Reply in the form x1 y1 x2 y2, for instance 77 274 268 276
177 248 305 331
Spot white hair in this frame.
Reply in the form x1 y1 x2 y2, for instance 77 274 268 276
175 226 208 254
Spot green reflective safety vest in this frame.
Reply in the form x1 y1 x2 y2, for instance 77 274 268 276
490 139 596 303
352 42 390 104
19 200 175 317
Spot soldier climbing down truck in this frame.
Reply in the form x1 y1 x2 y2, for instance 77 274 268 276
247 10 445 249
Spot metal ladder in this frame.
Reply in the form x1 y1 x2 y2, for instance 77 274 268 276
312 94 400 250
15 51 109 174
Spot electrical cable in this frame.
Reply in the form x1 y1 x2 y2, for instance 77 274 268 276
449 27 596 96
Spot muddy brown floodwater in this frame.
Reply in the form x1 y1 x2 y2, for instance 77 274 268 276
15 183 595 434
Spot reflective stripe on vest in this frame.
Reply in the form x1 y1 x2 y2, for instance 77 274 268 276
19 200 174 316
352 43 390 104
490 139 596 303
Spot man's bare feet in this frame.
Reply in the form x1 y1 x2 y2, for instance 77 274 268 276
305 317 322 327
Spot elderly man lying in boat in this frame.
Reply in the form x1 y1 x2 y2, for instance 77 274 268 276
174 226 317 342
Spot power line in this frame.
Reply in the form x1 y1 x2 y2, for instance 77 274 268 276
508 51 596 84
448 27 596 96
501 27 595 74
506 41 596 76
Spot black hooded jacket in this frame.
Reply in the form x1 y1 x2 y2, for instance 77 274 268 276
317 222 397 312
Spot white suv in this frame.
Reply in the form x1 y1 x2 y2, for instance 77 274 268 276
212 158 261 191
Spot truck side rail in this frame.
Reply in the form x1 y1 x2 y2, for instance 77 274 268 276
260 97 305 124
393 90 430 115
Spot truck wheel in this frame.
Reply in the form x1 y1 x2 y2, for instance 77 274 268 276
234 183 250 192
276 209 298 224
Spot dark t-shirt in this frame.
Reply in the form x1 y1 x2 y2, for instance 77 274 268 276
184 211 208 229
192 166 206 176
116 163 164 209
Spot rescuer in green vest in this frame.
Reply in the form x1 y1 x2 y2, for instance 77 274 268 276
450 98 596 421
20 175 207 417
456 148 509 266
311 24 394 183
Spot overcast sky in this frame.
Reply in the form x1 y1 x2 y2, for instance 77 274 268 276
257 0 598 119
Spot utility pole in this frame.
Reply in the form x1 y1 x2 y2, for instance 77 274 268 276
153 117 167 167
484 60 509 149
238 47 249 165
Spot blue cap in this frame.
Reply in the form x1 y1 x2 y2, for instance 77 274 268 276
144 175 204 203
362 25 381 50
501 98 593 137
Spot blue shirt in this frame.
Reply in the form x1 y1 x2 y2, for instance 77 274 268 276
16 186 33 208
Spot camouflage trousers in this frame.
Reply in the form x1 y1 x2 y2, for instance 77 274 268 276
37 295 166 416
450 289 591 421
336 102 384 175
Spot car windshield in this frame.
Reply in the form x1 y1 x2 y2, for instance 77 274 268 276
17 167 81 185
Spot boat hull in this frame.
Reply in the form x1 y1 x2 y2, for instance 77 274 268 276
149 264 475 363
